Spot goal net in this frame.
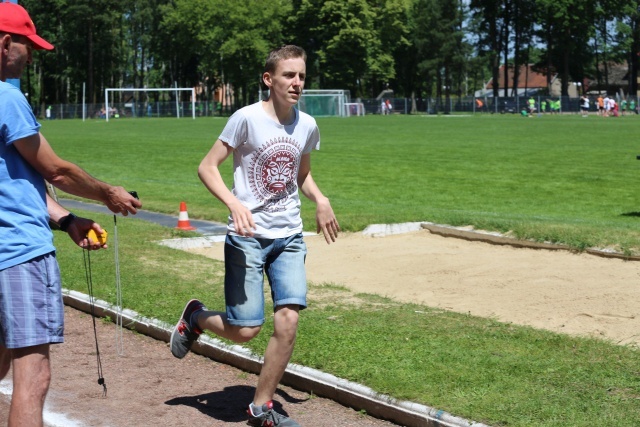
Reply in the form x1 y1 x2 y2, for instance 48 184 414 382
298 89 350 117
104 88 196 121
344 102 365 116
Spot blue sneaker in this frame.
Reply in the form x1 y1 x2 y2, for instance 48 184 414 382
170 299 206 358
247 401 300 426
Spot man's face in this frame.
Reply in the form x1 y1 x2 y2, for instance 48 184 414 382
265 57 306 105
2 34 32 79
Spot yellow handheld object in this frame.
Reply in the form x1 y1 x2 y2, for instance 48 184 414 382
87 229 108 245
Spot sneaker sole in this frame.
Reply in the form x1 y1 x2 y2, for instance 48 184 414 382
170 299 201 359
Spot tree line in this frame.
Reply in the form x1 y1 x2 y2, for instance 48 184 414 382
19 0 640 110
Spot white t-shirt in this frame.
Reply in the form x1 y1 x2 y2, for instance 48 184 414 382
218 101 320 239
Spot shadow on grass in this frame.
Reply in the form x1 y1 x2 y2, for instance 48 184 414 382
164 385 308 423
620 212 640 217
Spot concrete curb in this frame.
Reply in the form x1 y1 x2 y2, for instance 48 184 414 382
360 221 638 262
418 222 640 261
62 290 491 427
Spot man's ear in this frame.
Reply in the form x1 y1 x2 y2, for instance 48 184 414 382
1 34 11 52
262 71 272 89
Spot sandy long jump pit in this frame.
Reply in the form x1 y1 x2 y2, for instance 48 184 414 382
186 226 640 347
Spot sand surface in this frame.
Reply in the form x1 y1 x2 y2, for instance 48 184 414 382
187 228 640 347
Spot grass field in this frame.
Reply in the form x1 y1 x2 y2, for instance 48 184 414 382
45 113 640 254
45 114 640 426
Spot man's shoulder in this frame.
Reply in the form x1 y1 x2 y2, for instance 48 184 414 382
0 81 24 102
296 108 317 127
224 103 260 126
232 102 256 115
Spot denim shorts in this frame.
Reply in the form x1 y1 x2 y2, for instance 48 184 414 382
224 233 307 327
0 252 64 349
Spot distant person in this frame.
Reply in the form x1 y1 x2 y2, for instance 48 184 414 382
385 98 393 114
580 95 589 117
630 98 637 114
540 99 547 114
45 105 51 120
604 95 611 117
621 98 627 116
528 96 536 115
170 45 339 427
475 98 484 112
381 98 387 115
597 95 604 116
0 3 142 425
611 99 619 117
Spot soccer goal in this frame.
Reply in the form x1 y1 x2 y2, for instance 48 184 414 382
344 102 365 116
298 89 350 117
104 88 196 121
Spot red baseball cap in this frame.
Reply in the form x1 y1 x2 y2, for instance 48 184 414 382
0 1 53 50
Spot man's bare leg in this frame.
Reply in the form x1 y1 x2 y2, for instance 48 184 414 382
253 305 299 405
9 344 51 427
0 345 11 381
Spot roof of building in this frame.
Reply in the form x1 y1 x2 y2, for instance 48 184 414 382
487 64 555 90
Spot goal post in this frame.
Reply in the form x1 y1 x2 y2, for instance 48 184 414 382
298 89 350 117
104 88 196 122
344 102 365 116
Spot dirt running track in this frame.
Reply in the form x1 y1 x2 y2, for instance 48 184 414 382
0 306 398 426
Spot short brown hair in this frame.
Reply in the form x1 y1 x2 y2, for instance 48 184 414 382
264 45 306 74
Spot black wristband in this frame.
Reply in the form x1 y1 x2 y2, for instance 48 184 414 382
58 213 77 232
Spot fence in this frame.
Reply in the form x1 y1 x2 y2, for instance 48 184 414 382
35 101 234 120
34 95 640 120
363 95 640 115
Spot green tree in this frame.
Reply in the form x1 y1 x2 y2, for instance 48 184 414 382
609 0 640 97
368 0 411 97
314 0 378 96
536 0 596 96
160 0 290 106
285 0 324 89
18 0 59 110
469 0 507 97
412 0 466 110
510 0 537 95
21 0 125 108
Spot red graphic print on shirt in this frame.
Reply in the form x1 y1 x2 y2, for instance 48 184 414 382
249 137 301 212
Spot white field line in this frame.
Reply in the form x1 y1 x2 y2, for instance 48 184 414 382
0 380 84 427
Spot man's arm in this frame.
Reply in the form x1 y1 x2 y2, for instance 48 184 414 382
297 153 339 244
47 193 107 250
198 139 256 236
14 132 140 215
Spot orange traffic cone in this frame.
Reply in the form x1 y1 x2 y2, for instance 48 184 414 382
175 201 196 231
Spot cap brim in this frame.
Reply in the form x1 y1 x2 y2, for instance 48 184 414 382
28 34 54 51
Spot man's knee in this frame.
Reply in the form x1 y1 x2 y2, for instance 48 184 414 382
274 305 300 338
12 345 52 397
232 325 262 343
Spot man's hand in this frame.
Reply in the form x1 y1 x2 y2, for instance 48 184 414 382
105 186 141 216
316 198 340 244
66 217 108 250
228 200 256 237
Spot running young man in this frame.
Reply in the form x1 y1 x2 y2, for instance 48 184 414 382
170 45 339 427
